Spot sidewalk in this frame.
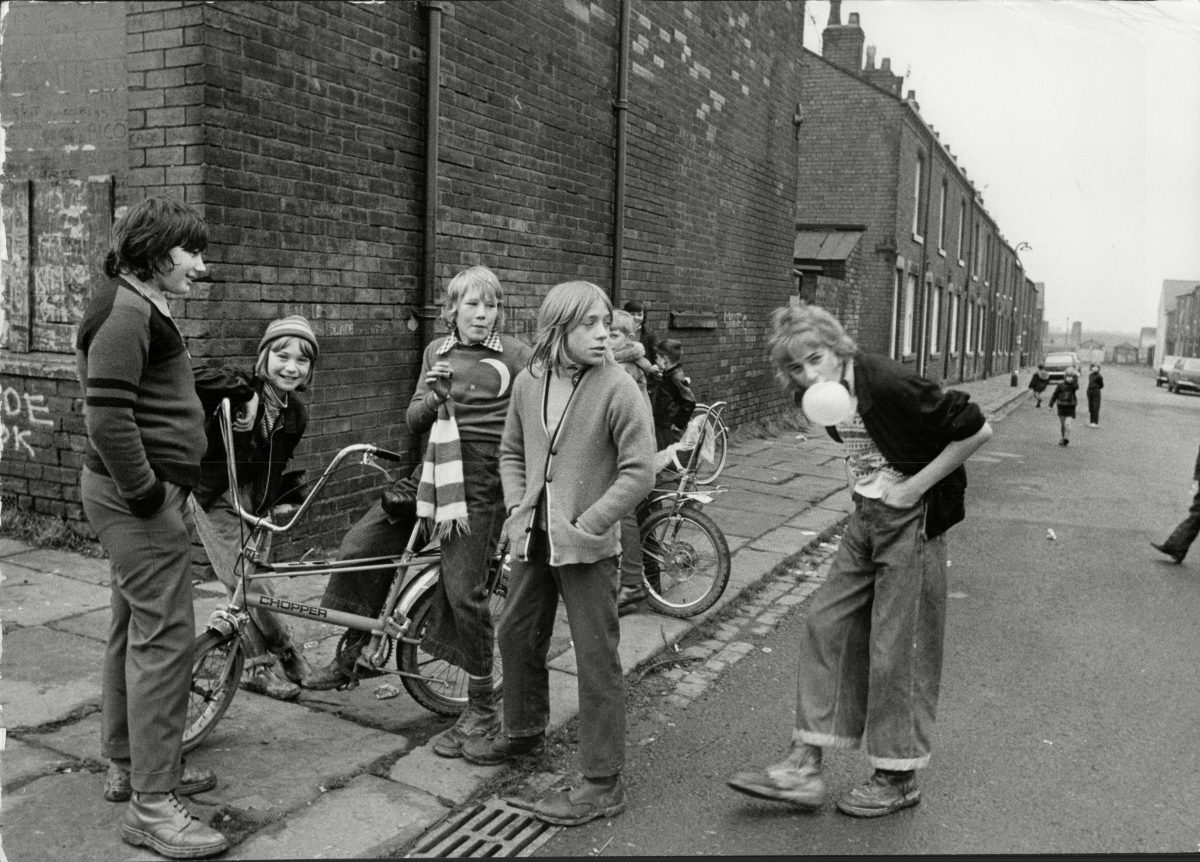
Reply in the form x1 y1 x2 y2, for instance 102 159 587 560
0 374 1030 861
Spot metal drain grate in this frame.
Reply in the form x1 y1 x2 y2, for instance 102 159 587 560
407 798 559 858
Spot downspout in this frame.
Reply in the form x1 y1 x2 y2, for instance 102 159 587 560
610 0 631 307
420 1 445 344
916 115 933 378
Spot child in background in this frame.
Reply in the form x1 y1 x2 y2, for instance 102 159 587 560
652 338 697 451
1048 368 1080 446
191 315 321 701
462 281 655 827
608 309 652 615
1027 363 1049 408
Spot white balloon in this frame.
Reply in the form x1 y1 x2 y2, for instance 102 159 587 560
801 380 853 426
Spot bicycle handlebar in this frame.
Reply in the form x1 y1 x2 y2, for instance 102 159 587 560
217 398 405 534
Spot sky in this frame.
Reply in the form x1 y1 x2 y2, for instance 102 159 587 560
802 0 1200 336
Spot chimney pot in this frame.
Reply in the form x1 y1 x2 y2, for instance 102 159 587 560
865 45 876 69
848 12 859 25
881 57 891 71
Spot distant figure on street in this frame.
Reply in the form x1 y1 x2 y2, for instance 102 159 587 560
1028 363 1050 408
1151 440 1200 564
1048 368 1080 446
1086 364 1104 427
727 305 992 819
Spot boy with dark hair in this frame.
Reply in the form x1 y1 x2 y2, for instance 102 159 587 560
651 338 697 451
727 304 992 819
78 196 229 857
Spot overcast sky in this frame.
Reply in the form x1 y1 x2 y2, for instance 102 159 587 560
802 0 1200 335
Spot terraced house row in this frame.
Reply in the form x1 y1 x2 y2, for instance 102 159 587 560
0 0 1043 548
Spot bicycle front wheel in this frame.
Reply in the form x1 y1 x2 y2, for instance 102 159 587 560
640 507 731 618
693 411 728 485
183 629 244 754
398 566 506 716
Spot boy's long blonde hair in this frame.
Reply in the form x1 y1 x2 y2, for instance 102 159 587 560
765 305 857 390
528 281 611 376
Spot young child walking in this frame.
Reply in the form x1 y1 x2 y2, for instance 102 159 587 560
190 315 321 701
1027 363 1049 407
462 281 655 827
1048 368 1080 446
727 305 992 819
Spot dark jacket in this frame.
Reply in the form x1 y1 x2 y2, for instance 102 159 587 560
192 364 308 514
1048 377 1079 409
1087 371 1104 393
825 352 987 540
1028 370 1049 393
652 362 697 432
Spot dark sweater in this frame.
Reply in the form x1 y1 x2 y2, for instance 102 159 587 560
76 277 206 514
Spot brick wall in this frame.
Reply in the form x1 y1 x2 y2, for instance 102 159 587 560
2 0 806 553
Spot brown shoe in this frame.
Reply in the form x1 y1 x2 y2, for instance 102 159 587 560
531 777 626 826
461 731 545 766
836 770 921 818
121 791 229 858
104 761 217 803
239 665 300 701
727 742 825 809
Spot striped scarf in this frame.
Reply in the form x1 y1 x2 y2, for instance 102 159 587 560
416 397 470 540
258 385 286 441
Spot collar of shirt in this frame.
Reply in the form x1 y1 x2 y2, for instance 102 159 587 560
436 330 503 355
119 274 172 319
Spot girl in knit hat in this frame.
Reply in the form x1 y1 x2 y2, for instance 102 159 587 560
190 315 321 700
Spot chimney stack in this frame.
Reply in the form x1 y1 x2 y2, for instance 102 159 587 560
865 45 876 70
822 10 866 73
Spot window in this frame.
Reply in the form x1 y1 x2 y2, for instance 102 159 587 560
965 301 974 354
976 303 986 353
956 200 966 264
902 272 918 355
972 222 981 277
928 284 942 355
912 154 926 241
948 292 959 353
937 181 948 253
890 268 901 359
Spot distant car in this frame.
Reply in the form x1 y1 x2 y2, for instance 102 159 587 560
1167 357 1200 394
1043 352 1079 384
1156 354 1182 387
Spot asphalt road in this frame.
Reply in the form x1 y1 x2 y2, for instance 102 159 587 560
536 363 1200 856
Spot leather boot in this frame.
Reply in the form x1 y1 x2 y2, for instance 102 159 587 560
727 740 825 809
531 776 626 826
431 683 501 758
104 760 217 803
240 665 300 700
836 769 920 818
121 791 229 859
461 731 545 766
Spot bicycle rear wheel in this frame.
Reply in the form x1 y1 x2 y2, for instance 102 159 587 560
640 507 731 618
397 564 506 715
183 630 244 754
693 410 728 485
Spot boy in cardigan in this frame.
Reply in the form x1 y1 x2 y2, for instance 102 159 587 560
727 305 992 819
77 196 229 858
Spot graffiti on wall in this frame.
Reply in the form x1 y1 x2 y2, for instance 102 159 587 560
0 385 55 458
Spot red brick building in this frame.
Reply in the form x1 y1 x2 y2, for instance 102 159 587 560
795 4 1042 385
1 0 806 547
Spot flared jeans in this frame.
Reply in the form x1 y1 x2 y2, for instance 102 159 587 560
795 494 948 771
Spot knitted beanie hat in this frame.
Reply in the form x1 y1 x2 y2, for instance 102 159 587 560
258 315 319 358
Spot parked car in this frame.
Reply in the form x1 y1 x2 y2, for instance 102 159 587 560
1043 351 1079 384
1156 354 1182 387
1167 357 1200 394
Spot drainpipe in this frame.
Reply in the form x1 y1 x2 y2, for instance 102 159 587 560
610 0 631 307
420 1 445 345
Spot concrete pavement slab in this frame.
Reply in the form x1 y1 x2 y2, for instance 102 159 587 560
1 547 111 586
226 773 446 860
388 743 503 807
0 562 112 627
1 735 81 789
1 625 103 729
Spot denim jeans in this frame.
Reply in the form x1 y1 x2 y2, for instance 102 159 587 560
499 528 625 778
1160 482 1200 561
795 493 947 771
188 489 294 666
320 500 417 617
420 439 506 676
82 468 192 794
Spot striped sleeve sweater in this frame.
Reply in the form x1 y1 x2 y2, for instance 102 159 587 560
75 277 207 515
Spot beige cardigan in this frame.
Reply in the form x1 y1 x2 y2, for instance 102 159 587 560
500 356 655 566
